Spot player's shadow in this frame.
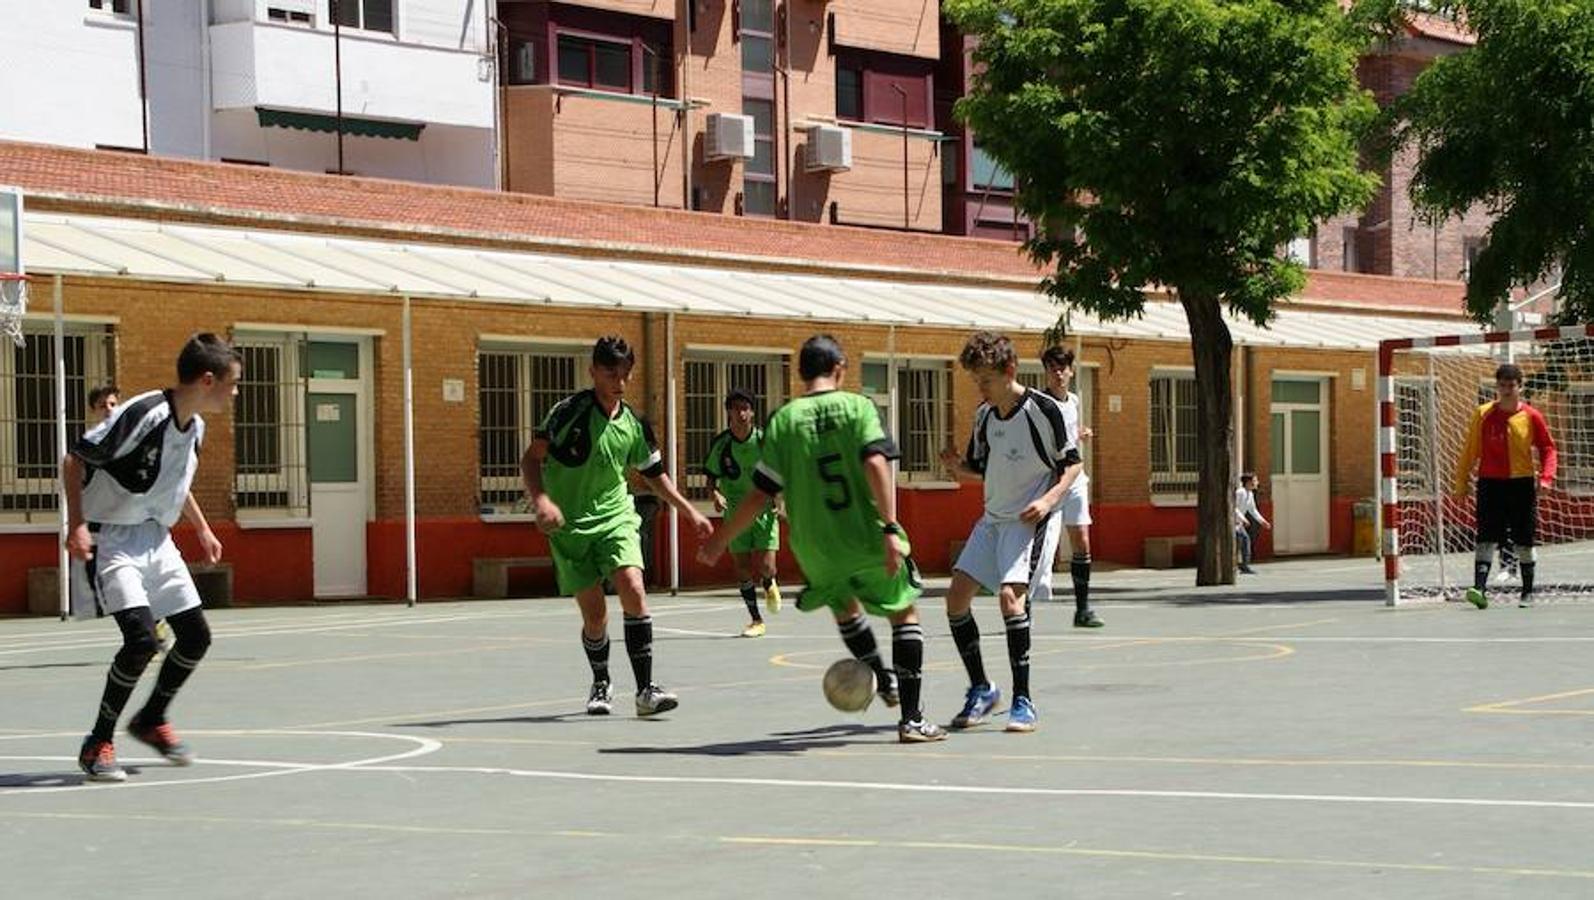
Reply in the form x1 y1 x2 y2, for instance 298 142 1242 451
597 722 897 757
0 766 146 788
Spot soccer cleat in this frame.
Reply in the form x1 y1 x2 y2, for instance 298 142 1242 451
586 681 615 716
1238 565 1256 575
876 669 900 708
78 735 127 783
1465 587 1489 609
128 717 195 766
635 683 679 717
898 719 948 743
1074 609 1104 628
741 621 767 638
764 582 783 615
1493 567 1520 586
951 683 1002 729
1519 594 1536 608
1006 696 1038 733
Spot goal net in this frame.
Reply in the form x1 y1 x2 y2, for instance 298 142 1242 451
1380 324 1594 605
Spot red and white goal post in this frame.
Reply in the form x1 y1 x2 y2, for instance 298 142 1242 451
1379 323 1594 606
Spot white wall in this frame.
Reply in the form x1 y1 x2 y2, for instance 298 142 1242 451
211 108 494 187
146 0 208 158
0 1 145 150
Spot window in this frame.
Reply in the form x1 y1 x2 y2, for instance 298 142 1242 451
477 346 584 512
88 0 133 14
558 33 633 92
332 0 392 34
1342 226 1360 272
509 40 537 85
970 142 1015 192
740 0 775 72
743 99 777 217
1285 233 1315 267
891 361 952 482
0 327 115 521
267 7 312 24
234 336 309 516
1394 378 1436 498
1463 236 1486 280
835 52 933 129
683 354 786 502
1149 372 1199 497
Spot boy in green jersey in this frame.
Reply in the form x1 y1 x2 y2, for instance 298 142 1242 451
704 389 783 638
522 336 711 717
699 335 947 743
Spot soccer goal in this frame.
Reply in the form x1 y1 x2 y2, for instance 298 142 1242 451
1379 324 1594 605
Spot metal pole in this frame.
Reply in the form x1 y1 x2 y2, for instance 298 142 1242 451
666 312 680 594
892 84 909 229
402 295 417 607
333 0 346 175
652 64 660 208
135 0 150 153
53 275 68 621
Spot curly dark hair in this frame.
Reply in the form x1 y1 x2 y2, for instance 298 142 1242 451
958 331 1017 373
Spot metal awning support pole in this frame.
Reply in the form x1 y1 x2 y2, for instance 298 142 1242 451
54 275 68 621
403 294 417 607
667 312 680 594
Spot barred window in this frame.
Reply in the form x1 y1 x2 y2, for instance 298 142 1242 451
897 361 951 482
478 345 583 512
0 326 115 521
233 335 309 516
1149 372 1198 497
684 353 786 501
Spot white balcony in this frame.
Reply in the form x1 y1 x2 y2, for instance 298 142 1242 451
210 19 492 131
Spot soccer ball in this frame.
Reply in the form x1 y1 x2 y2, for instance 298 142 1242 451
822 658 875 712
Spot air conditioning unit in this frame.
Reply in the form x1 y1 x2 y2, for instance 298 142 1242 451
706 113 755 161
804 124 852 173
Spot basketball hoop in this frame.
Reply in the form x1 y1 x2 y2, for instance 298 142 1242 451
0 273 30 348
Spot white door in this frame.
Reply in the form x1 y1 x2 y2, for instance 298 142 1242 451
1269 378 1329 554
306 342 368 597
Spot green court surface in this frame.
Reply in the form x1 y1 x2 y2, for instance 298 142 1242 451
3 557 1594 898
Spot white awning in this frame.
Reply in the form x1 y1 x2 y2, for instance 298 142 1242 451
21 213 1475 350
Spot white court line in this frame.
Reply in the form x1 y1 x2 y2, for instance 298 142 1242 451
319 764 1594 811
0 730 441 797
0 602 734 659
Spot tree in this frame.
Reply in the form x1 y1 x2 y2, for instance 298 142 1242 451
947 0 1380 584
1389 0 1594 323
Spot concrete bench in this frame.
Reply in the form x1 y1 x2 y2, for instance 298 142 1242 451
473 556 553 599
1143 535 1197 569
27 562 233 615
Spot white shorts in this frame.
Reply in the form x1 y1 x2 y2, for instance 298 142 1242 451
1059 477 1092 527
71 521 201 621
954 514 1063 597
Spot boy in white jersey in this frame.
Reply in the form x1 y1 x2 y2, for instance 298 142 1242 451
939 332 1083 732
65 334 239 782
1041 346 1104 628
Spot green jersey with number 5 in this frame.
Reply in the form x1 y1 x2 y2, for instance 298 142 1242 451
752 390 900 579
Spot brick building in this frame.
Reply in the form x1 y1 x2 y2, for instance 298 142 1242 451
0 142 1480 611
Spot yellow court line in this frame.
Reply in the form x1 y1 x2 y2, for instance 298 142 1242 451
1467 686 1594 714
1214 617 1341 637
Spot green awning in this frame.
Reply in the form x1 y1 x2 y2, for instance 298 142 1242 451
255 107 425 141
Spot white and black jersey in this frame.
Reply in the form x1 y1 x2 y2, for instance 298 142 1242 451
963 388 1081 521
73 389 203 528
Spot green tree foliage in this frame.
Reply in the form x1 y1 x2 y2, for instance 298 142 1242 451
1389 0 1594 322
947 0 1381 583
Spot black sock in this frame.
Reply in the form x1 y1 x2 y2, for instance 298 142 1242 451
582 630 611 684
623 615 653 690
837 614 889 682
740 582 762 622
91 609 159 742
1522 561 1537 598
1005 612 1032 701
136 608 210 725
892 622 925 724
1473 555 1492 591
947 611 987 686
1071 553 1092 612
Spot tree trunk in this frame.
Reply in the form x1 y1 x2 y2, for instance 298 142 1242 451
1178 290 1237 586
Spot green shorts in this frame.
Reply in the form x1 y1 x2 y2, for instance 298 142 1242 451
548 515 645 595
796 535 923 618
728 506 780 554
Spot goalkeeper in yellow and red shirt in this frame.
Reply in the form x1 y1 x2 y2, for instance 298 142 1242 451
1453 363 1558 609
